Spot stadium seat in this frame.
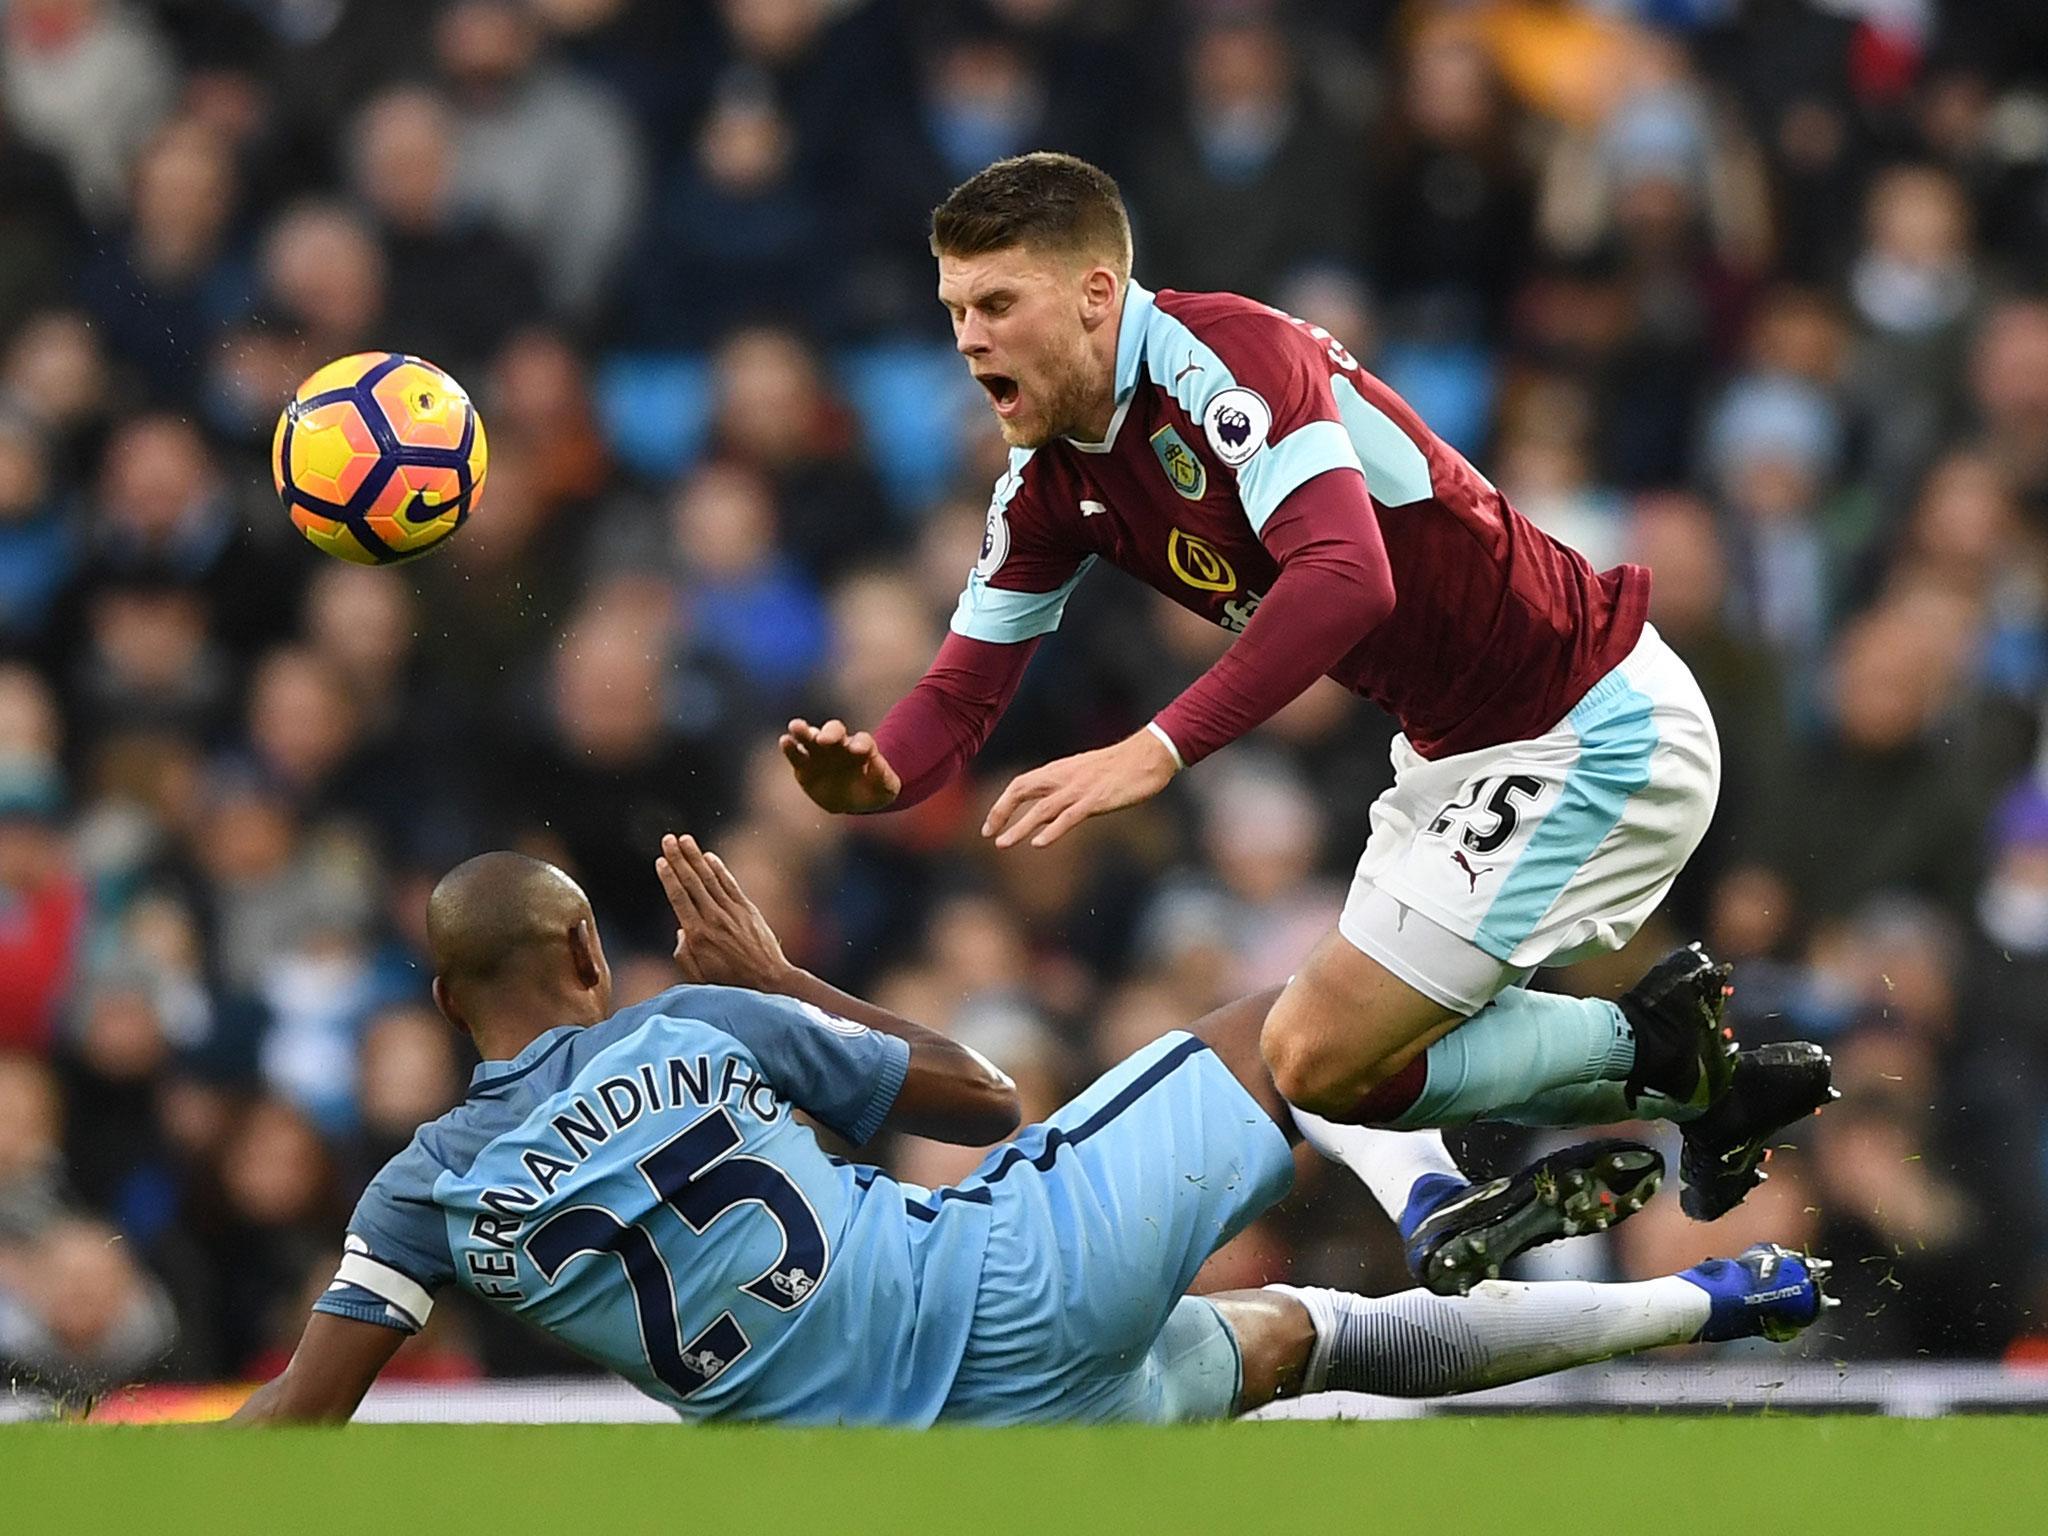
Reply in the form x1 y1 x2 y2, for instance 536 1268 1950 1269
1376 342 1498 460
837 342 980 511
595 352 716 480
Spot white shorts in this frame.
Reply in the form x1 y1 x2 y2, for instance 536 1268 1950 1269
1338 623 1720 1016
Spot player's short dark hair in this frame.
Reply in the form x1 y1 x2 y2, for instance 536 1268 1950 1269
930 152 1133 275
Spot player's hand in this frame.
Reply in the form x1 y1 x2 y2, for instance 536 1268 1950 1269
656 833 792 991
982 729 1180 850
780 717 902 814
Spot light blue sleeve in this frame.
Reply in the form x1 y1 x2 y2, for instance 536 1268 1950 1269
689 988 911 1146
1236 421 1364 535
949 448 1094 643
950 558 1097 644
312 1140 456 1334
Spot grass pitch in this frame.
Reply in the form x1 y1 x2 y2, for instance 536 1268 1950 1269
4 1417 2040 1535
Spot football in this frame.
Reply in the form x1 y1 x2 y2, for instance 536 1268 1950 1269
271 352 488 565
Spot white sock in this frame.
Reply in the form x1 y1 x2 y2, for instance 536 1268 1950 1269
1268 1276 1711 1396
1290 1107 1464 1218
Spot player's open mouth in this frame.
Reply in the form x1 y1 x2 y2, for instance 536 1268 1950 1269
978 373 1022 417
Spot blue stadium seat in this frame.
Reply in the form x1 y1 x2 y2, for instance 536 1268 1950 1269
837 343 979 512
1377 342 1498 459
595 352 716 480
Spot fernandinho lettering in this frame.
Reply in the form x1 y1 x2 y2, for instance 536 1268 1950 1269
483 1053 784 1214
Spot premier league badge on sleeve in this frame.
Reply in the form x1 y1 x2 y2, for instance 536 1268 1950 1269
1202 388 1271 468
976 498 1011 576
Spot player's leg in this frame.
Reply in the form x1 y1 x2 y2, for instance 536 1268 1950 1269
1264 630 1740 1131
1257 928 1465 1113
1264 896 1741 1142
1185 987 1666 1293
935 1021 1300 1425
1196 1244 1834 1416
1178 985 1294 1132
1335 989 1824 1263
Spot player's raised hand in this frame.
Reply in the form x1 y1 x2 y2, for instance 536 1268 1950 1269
983 729 1180 850
656 833 792 990
780 717 902 814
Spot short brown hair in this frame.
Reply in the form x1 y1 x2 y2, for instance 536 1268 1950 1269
930 152 1133 275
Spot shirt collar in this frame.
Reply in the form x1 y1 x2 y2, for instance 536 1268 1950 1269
1064 279 1151 454
1113 279 1155 405
470 1024 577 1087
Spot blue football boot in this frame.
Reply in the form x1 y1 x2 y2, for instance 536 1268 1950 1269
1681 1243 1835 1342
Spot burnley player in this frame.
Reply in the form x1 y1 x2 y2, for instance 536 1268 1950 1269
235 840 1830 1427
781 153 1833 1292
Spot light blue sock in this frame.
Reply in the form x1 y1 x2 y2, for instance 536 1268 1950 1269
1494 1081 1705 1128
1489 1081 1633 1128
1388 989 1636 1131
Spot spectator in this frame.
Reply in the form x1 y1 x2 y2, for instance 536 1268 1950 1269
54 964 179 1233
0 1215 177 1397
0 754 82 1056
507 592 736 952
666 460 830 701
435 0 645 318
244 646 368 815
187 770 375 1000
922 26 1045 186
0 0 177 215
2 308 112 486
1770 590 1997 919
76 116 250 397
0 1052 65 1242
63 573 233 754
482 327 614 519
0 409 72 646
1130 17 1358 297
706 326 893 576
0 86 82 341
1968 296 2048 521
1366 22 1534 343
626 77 827 347
1703 373 1851 667
1143 753 1342 996
1494 394 1628 569
187 1097 347 1376
347 86 546 380
824 569 944 734
703 0 932 336
258 200 388 367
1847 164 1984 502
1629 492 1791 893
1808 1028 2018 1357
68 413 303 659
351 1002 465 1178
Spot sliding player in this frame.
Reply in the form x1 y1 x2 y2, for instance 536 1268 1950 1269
236 840 1829 1426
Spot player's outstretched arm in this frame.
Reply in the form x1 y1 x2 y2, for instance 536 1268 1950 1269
658 835 1020 1145
228 1312 404 1425
786 635 1042 814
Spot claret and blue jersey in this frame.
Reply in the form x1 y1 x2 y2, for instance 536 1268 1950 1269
315 984 994 1425
951 281 1648 761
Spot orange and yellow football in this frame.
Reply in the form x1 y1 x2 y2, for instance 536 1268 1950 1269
272 352 488 565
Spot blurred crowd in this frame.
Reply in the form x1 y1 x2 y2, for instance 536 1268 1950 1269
5 0 2048 1406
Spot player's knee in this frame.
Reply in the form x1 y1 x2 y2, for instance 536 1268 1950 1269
1260 1008 1384 1116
